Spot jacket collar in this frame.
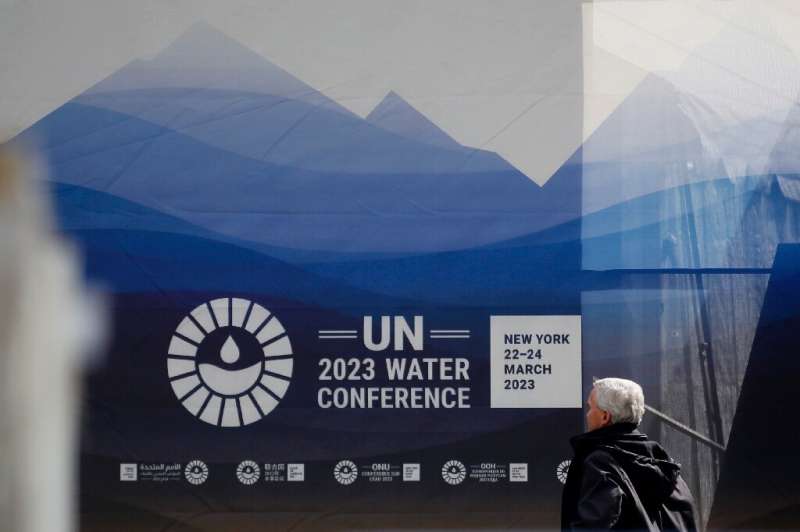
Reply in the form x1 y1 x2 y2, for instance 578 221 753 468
570 422 642 453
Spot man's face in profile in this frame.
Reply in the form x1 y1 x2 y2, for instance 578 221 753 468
586 388 611 431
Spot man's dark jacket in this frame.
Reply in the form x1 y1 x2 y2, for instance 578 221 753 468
561 423 697 530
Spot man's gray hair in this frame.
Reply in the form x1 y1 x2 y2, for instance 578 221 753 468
593 378 645 426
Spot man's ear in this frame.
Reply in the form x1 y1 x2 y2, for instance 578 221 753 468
601 410 612 427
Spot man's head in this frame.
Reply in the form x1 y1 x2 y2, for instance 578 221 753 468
586 378 645 431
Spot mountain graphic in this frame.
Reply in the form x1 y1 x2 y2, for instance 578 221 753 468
366 91 461 149
52 22 516 177
577 20 800 270
580 73 710 216
14 22 580 254
582 9 800 216
86 21 352 115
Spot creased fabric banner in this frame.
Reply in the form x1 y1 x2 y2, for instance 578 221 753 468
6 1 800 529
14 15 584 530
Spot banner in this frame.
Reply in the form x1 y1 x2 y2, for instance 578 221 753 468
7 1 800 529
16 14 586 530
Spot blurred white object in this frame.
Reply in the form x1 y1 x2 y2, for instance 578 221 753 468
0 146 105 532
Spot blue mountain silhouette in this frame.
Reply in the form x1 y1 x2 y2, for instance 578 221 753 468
16 23 580 254
578 67 800 270
86 21 352 115
53 181 579 306
53 182 414 307
59 22 519 176
366 91 462 149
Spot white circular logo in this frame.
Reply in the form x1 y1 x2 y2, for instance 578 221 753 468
333 460 358 485
184 460 209 485
556 459 571 484
167 298 293 427
441 460 466 485
236 460 261 485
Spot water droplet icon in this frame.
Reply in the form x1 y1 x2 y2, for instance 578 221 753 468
220 335 240 364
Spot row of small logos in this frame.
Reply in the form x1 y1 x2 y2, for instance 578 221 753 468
121 460 572 486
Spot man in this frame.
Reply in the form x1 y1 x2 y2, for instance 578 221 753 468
561 378 698 530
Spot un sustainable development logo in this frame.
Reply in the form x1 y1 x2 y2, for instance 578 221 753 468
167 298 293 427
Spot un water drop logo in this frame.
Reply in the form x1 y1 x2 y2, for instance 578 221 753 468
167 298 293 427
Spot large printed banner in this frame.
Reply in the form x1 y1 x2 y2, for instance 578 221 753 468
11 2 800 528
16 19 586 530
